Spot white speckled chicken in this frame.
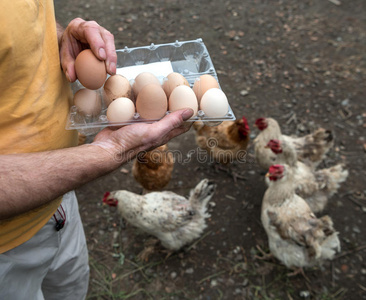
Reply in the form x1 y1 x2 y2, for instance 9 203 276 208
266 139 348 213
261 164 340 271
254 117 334 170
103 179 216 251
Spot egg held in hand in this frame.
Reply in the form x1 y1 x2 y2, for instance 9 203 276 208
136 84 168 119
75 49 107 90
106 97 136 122
168 85 198 118
200 88 229 117
73 88 102 117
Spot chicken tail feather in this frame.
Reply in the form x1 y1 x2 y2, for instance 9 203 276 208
189 179 216 215
315 164 349 196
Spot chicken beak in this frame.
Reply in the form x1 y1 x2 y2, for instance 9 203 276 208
265 172 270 177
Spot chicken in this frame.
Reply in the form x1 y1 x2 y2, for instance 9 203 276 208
103 179 216 253
193 116 250 166
261 164 340 272
266 139 348 213
132 144 174 191
254 117 334 170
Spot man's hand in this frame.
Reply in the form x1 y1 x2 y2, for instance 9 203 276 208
92 109 194 165
58 18 117 83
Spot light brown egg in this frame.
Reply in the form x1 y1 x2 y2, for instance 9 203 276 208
104 75 133 107
192 74 220 102
73 88 102 117
136 84 168 119
162 72 190 98
168 85 198 117
132 72 161 97
75 49 107 90
106 97 136 122
200 88 229 117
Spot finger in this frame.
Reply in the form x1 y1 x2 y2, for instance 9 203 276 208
155 109 194 132
80 21 108 60
139 109 193 146
100 29 117 75
79 22 117 74
60 36 83 82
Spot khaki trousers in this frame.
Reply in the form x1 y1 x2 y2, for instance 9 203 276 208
0 191 89 299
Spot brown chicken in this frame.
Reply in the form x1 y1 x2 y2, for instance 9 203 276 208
254 117 334 170
132 144 174 191
193 116 250 165
261 164 340 273
266 139 348 213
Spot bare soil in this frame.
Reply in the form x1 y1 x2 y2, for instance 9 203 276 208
55 1 366 299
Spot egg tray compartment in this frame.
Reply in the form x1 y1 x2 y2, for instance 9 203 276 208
66 38 236 135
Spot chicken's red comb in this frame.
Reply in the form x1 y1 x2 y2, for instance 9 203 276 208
268 164 285 175
242 116 250 129
102 191 118 207
238 116 250 136
255 118 266 126
266 139 280 147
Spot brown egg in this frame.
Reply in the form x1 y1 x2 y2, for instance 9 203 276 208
136 84 167 119
104 75 133 106
162 72 190 98
168 85 198 117
75 49 107 90
132 72 161 97
106 97 136 122
192 74 220 102
73 88 102 117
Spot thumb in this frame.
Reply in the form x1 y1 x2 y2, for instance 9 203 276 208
166 108 194 128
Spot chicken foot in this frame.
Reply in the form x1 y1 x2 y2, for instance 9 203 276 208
254 245 274 261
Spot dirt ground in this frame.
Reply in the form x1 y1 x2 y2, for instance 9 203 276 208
55 0 366 299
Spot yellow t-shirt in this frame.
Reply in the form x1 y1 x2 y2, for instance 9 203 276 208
0 1 78 253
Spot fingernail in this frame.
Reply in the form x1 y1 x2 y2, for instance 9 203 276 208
181 109 194 121
109 62 116 75
99 48 106 59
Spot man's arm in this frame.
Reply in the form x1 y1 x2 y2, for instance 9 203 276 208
0 109 193 220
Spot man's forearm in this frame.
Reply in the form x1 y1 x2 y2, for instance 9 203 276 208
0 143 122 220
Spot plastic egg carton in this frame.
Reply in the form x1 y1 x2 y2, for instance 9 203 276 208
66 38 236 135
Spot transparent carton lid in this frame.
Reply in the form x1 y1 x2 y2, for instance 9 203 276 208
66 38 236 135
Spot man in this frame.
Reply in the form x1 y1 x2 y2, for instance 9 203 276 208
0 1 193 298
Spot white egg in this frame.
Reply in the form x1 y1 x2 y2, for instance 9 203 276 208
168 85 198 117
200 88 229 118
107 97 135 122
